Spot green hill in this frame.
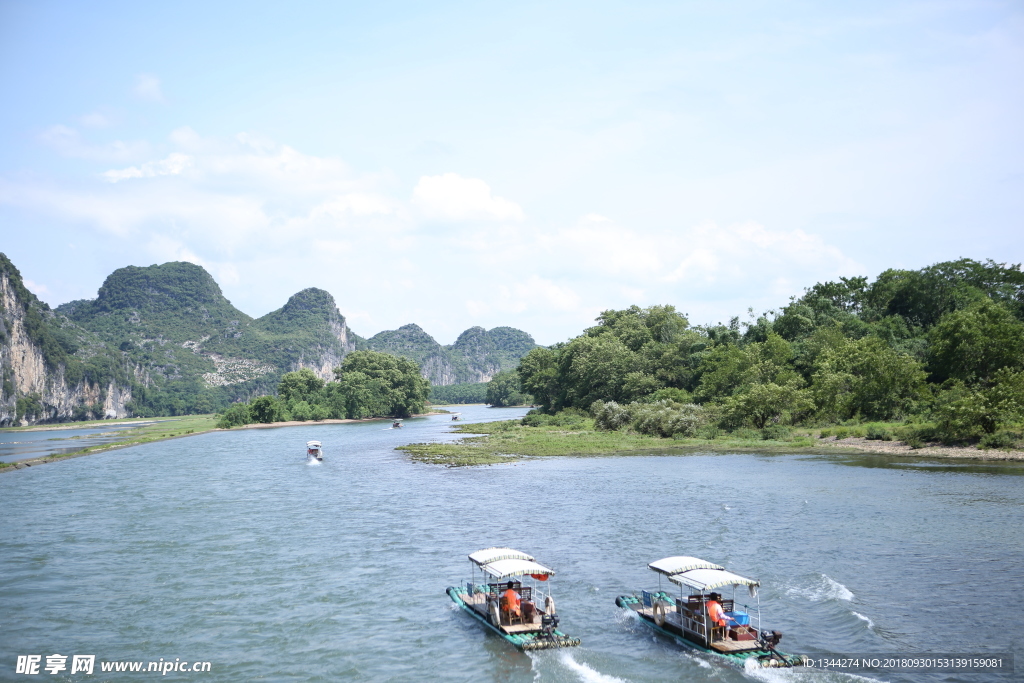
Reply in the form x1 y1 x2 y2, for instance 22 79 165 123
366 323 539 385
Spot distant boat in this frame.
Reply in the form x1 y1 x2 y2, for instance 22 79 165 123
447 547 581 651
306 440 323 462
451 412 462 421
615 556 806 668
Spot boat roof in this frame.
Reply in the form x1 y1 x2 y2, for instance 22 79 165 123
469 547 535 566
480 558 555 579
648 556 724 576
668 568 760 590
306 441 321 447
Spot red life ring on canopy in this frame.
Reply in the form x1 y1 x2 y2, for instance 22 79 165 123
531 573 548 581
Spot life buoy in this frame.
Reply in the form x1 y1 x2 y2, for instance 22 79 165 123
489 601 501 626
545 595 556 615
653 601 666 627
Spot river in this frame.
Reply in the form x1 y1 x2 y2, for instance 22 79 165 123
1 405 1020 682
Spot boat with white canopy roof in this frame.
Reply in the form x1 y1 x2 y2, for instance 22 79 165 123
305 441 323 462
616 555 806 668
447 547 581 650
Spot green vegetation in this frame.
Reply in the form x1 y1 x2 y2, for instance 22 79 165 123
366 324 538 386
429 382 488 404
515 259 1024 449
485 369 532 407
0 414 219 470
216 352 430 428
397 417 836 467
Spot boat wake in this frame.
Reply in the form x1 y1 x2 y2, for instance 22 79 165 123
787 574 854 602
556 651 629 683
851 611 874 630
305 459 321 466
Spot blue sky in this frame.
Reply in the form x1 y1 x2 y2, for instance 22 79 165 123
1 0 1021 345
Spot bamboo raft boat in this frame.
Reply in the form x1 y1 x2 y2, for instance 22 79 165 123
616 556 806 669
447 547 581 651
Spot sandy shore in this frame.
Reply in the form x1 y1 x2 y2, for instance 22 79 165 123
817 435 1024 460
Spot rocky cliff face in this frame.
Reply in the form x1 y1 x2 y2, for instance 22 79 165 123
251 288 360 381
0 257 133 426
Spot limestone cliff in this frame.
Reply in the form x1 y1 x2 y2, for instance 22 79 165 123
0 254 133 426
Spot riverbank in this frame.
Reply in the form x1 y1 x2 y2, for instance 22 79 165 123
398 419 1024 466
0 414 220 473
0 411 448 473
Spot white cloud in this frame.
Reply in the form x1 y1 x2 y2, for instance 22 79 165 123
412 173 524 221
103 153 192 182
39 125 149 162
134 73 164 103
3 125 866 343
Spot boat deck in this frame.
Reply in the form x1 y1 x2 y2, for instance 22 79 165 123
460 591 548 634
632 604 760 653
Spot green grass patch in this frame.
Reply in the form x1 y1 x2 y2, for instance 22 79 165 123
397 418 863 466
1 415 220 468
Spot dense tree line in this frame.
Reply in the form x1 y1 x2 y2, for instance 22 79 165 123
217 351 430 428
517 259 1024 448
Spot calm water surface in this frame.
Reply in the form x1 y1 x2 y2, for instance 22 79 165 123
1 406 1021 682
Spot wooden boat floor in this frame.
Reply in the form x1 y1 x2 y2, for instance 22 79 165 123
635 606 760 653
460 591 546 634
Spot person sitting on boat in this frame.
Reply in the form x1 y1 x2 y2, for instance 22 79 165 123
706 593 738 630
501 581 521 619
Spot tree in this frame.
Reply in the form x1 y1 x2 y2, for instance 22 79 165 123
929 300 1024 385
332 350 429 417
249 395 289 424
486 370 530 407
278 368 325 402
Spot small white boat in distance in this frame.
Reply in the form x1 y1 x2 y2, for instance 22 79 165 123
392 419 403 429
306 441 323 462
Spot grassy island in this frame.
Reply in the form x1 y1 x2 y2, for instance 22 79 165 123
398 416 1024 467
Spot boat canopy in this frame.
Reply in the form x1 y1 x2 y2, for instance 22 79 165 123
668 568 760 591
648 556 724 576
469 547 535 567
480 558 555 579
306 441 322 448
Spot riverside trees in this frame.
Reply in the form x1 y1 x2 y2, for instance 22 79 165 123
517 259 1024 446
216 351 430 427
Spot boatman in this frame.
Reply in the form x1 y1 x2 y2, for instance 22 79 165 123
501 581 521 620
706 593 738 631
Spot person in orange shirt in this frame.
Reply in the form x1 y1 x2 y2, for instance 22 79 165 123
706 593 738 630
502 581 521 619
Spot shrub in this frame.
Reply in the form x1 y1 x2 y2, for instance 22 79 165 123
895 424 937 448
818 428 832 439
833 428 850 440
630 401 705 438
216 403 251 428
731 427 762 440
865 424 893 441
979 430 1021 450
591 401 632 431
761 425 793 441
695 425 721 440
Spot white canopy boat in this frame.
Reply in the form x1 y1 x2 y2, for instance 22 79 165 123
447 547 581 650
306 440 323 462
616 556 806 668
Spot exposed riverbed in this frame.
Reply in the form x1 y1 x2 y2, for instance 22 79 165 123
1 404 1020 681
